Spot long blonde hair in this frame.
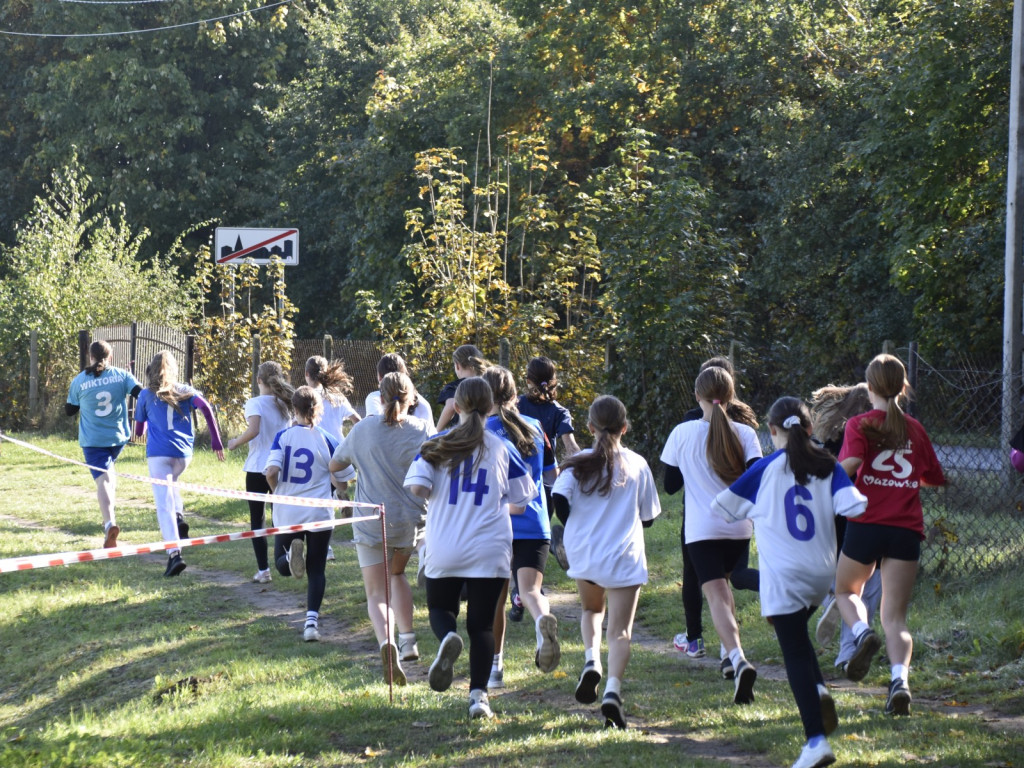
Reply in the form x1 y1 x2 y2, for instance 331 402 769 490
146 351 190 413
810 383 872 446
419 377 492 469
695 366 747 485
379 371 415 426
258 361 294 421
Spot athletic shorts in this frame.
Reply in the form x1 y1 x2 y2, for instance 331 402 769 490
355 541 417 569
512 538 550 575
83 445 125 479
686 538 750 585
842 521 921 564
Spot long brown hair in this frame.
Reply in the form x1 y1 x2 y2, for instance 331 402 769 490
482 366 538 457
258 361 294 421
291 385 323 426
523 356 558 404
698 356 757 428
86 340 113 377
560 395 627 497
453 344 489 376
146 351 191 414
810 383 871 445
379 371 414 426
695 367 747 484
419 377 492 468
305 355 353 405
377 353 420 410
859 354 910 451
768 397 836 485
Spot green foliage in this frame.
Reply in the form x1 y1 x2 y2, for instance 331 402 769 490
192 256 297 431
0 160 195 429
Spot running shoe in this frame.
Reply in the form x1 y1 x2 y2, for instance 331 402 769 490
733 659 757 704
103 523 120 549
381 642 407 685
792 738 836 768
164 553 186 578
601 691 627 729
487 667 505 690
574 661 602 704
818 684 838 735
252 569 272 584
326 545 336 562
720 657 735 680
428 632 463 692
398 634 419 662
469 689 493 719
550 524 570 570
535 614 561 673
303 622 320 642
845 628 881 682
176 514 190 540
508 591 524 622
885 678 912 716
815 594 841 647
287 539 305 579
673 632 706 658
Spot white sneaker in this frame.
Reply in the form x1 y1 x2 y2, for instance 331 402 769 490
468 689 493 719
288 539 305 579
326 545 336 562
303 622 320 642
398 634 419 662
791 738 835 768
535 614 561 673
487 667 505 690
815 594 841 646
428 632 463 692
252 569 272 584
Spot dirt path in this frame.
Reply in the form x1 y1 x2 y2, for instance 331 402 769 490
5 512 1023 764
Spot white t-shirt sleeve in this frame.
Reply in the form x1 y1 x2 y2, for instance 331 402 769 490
404 454 435 493
831 464 868 519
660 424 684 466
637 457 662 522
506 449 538 508
264 428 287 473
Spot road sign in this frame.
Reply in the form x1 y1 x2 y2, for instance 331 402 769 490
215 228 299 265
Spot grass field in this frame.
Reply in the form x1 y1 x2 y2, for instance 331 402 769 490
1 433 1023 767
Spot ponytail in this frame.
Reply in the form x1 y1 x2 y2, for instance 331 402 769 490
482 366 538 457
86 340 113 377
419 377 491 469
560 395 626 496
453 344 490 376
146 350 190 414
257 361 294 421
695 367 747 484
768 397 835 485
524 356 558 404
305 355 353 405
379 371 414 426
860 354 910 451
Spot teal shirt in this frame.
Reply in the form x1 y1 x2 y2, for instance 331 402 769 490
67 366 142 447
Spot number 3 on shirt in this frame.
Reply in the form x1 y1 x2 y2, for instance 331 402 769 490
448 458 490 506
784 485 815 542
280 446 314 484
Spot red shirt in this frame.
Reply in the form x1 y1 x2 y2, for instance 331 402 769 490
838 410 945 538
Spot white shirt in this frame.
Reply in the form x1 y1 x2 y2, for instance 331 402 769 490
712 450 867 615
404 430 536 579
242 395 292 473
319 394 358 443
660 419 763 543
552 447 661 588
265 425 338 526
365 390 433 423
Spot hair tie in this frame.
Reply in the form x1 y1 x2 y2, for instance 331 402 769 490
540 381 548 388
783 415 801 429
393 396 400 402
712 399 721 405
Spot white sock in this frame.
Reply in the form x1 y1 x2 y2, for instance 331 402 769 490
492 652 503 671
604 676 621 697
305 611 319 626
168 548 180 557
728 647 745 670
852 621 870 638
399 631 416 642
891 664 908 682
720 643 727 660
584 647 598 665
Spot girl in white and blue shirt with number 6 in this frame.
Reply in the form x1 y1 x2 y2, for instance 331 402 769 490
712 397 866 768
404 376 536 720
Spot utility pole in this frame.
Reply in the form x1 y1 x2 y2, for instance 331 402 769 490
1003 0 1024 462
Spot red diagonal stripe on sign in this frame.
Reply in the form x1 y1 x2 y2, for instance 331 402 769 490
217 229 297 263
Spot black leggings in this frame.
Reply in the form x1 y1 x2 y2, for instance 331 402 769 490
425 576 506 691
772 607 827 739
680 520 760 639
246 472 271 571
274 529 332 613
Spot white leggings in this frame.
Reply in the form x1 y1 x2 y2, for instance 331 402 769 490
148 456 191 542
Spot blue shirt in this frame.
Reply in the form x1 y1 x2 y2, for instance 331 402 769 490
67 366 142 447
486 414 554 540
134 386 203 458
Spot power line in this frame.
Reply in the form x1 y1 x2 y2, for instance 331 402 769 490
0 0 292 38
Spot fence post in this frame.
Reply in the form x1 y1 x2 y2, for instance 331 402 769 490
906 341 919 418
499 338 510 368
252 336 262 397
29 329 39 421
883 339 894 355
129 322 138 375
324 334 333 361
185 335 195 384
78 330 90 371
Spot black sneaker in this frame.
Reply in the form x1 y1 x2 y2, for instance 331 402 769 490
845 629 881 682
720 657 735 680
733 659 757 704
176 514 190 539
819 684 838 735
164 554 186 578
574 661 602 704
885 678 912 716
550 524 570 571
601 691 627 729
509 590 524 622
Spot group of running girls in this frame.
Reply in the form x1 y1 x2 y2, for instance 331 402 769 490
68 342 943 765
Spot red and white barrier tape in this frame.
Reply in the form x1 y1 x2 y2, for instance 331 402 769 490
0 515 381 573
0 431 374 511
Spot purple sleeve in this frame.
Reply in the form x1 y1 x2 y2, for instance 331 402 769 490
192 394 224 452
